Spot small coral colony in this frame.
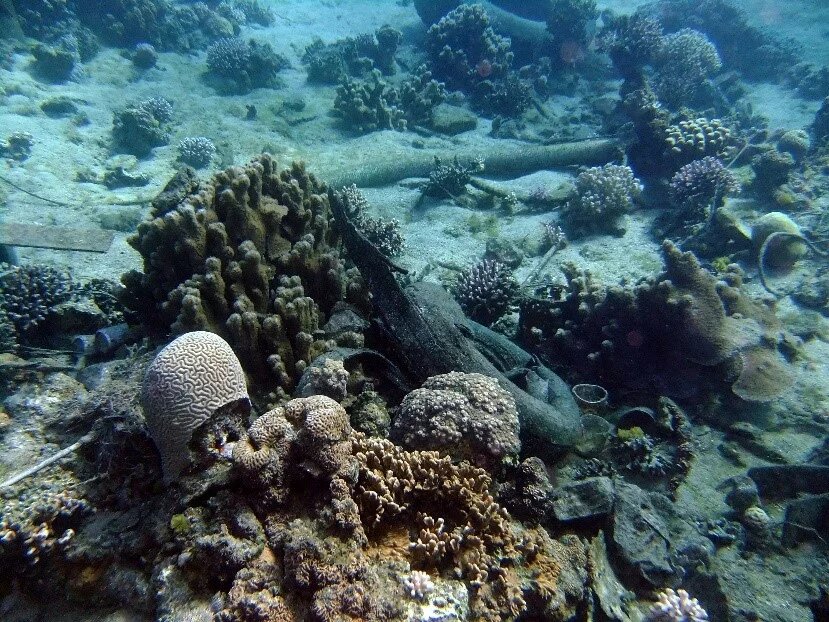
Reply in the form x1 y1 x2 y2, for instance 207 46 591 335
1 0 829 621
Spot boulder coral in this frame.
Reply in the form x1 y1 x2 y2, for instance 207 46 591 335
122 154 369 395
391 371 521 471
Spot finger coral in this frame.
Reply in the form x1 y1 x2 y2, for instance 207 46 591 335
122 154 369 395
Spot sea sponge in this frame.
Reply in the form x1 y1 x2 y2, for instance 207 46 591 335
141 331 249 481
391 372 520 471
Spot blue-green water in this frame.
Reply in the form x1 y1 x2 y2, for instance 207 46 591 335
0 1 828 620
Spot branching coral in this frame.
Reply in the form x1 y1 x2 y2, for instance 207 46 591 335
303 25 402 84
654 28 722 108
561 164 641 237
205 37 288 94
669 156 740 221
453 259 519 327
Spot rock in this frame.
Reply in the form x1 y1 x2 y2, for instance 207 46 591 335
782 493 829 547
588 533 633 622
720 475 760 514
609 481 677 588
430 103 478 135
501 456 554 522
104 166 150 189
748 464 829 498
552 476 614 523
40 96 79 117
43 299 108 336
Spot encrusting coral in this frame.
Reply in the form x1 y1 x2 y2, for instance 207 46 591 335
122 154 369 395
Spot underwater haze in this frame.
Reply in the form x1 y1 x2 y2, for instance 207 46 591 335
1 0 829 620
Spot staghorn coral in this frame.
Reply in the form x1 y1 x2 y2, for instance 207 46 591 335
334 70 407 134
121 154 368 393
205 37 288 94
653 28 722 108
350 433 586 618
141 330 250 482
391 372 520 471
669 156 740 221
177 136 216 168
453 259 519 327
560 164 641 237
645 588 709 621
333 67 445 134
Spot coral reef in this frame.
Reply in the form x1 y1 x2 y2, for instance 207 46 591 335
122 154 368 395
663 117 734 169
599 13 663 78
0 131 34 161
546 0 599 48
177 136 216 169
131 42 158 69
519 241 790 401
391 371 520 471
74 0 242 51
560 164 641 237
112 97 173 157
303 25 402 84
205 37 288 94
653 28 722 109
233 0 274 27
426 4 512 92
140 331 250 481
453 259 519 327
668 156 740 221
751 148 795 191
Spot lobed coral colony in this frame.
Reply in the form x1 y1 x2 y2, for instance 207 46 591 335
3 0 829 621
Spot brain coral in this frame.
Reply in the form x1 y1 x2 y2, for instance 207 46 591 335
391 372 520 471
141 331 249 482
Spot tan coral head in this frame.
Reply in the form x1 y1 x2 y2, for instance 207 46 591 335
140 331 249 483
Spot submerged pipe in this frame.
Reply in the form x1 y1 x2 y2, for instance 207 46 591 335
324 138 621 188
